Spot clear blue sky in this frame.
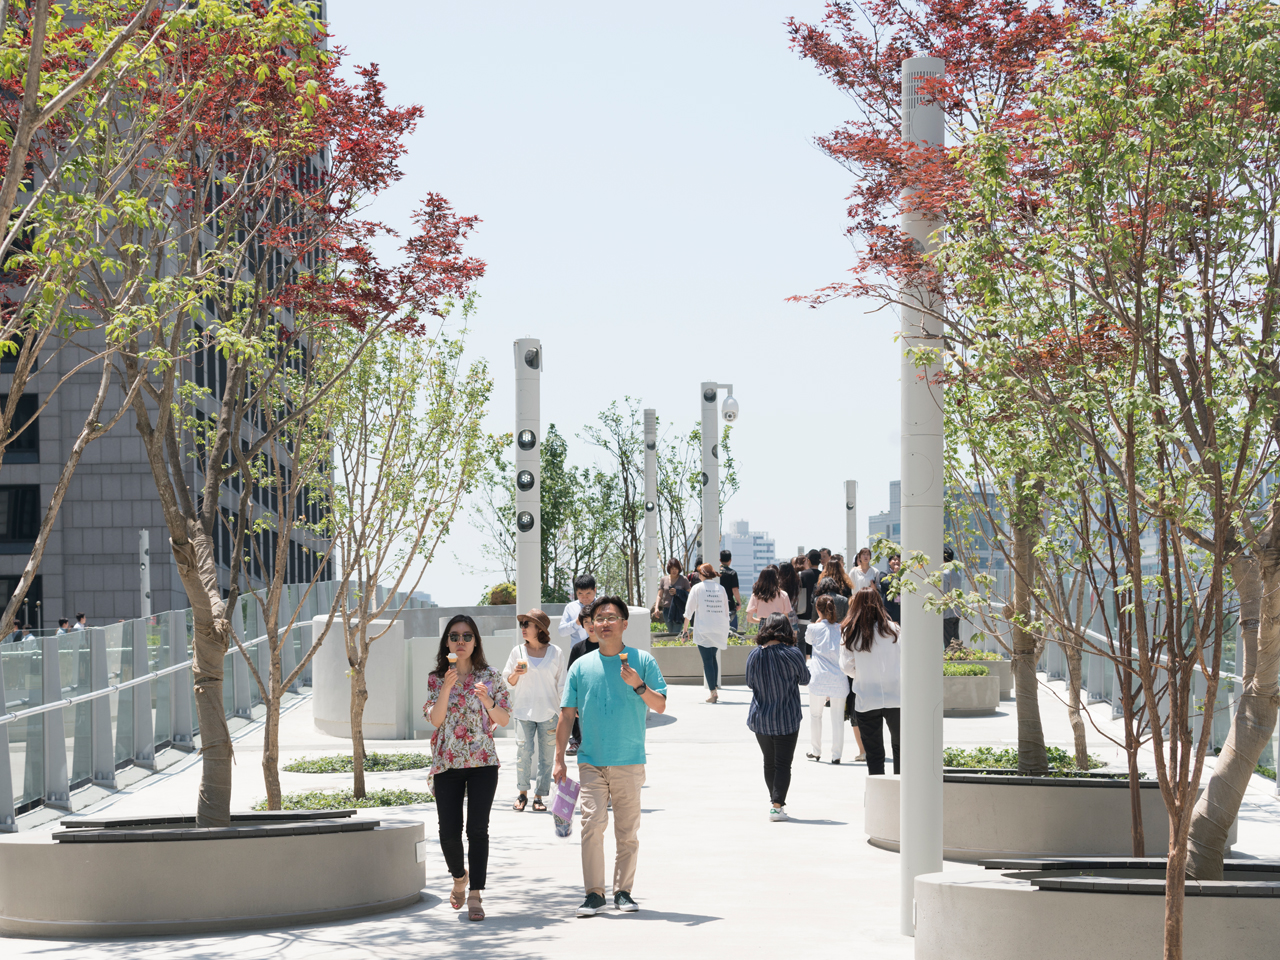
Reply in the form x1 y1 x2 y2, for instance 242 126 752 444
327 0 903 604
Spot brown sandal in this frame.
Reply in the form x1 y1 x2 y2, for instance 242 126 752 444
467 891 485 921
449 872 468 910
513 793 528 812
531 797 547 812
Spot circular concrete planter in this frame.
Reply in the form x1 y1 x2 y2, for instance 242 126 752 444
650 644 749 685
865 773 1236 860
914 859 1279 960
0 814 425 937
943 673 1000 715
949 658 1012 698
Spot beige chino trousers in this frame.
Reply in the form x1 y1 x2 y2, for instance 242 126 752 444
578 762 645 897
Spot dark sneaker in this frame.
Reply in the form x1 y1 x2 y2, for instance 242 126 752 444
577 892 607 917
614 891 639 912
566 741 580 757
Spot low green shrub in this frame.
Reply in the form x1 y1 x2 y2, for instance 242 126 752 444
254 788 434 811
942 745 1106 774
943 663 989 676
283 752 431 774
1257 763 1277 781
943 647 1004 662
652 636 753 647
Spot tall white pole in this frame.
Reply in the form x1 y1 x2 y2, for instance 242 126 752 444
899 55 945 937
845 480 858 560
644 408 659 606
699 382 719 566
139 529 152 618
514 339 541 614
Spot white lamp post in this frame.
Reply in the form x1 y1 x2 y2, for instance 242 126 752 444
514 339 541 614
845 480 858 561
698 382 737 565
644 408 659 606
898 55 946 937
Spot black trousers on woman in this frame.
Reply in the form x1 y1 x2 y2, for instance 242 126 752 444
433 764 499 889
855 708 901 775
755 730 799 805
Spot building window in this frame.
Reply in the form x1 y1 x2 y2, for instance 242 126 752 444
1 394 38 463
0 485 40 546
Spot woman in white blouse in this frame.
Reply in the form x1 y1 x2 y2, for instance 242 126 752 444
504 609 567 812
805 595 863 763
838 586 901 775
683 563 731 703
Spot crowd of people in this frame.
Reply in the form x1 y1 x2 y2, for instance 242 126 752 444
419 550 904 918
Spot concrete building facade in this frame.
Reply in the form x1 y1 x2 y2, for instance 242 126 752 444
722 520 776 591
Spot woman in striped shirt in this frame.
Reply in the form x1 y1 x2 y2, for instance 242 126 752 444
745 612 810 821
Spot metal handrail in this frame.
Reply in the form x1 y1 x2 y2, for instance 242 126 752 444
0 631 273 727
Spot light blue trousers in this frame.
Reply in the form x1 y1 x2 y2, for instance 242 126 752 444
516 717 557 797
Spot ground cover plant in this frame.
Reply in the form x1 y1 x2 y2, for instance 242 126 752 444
943 663 989 677
283 753 431 774
943 745 1104 773
943 647 1003 662
255 788 434 811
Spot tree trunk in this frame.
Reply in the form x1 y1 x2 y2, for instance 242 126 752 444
350 659 369 799
1064 637 1088 769
1122 668 1146 856
1164 809 1189 960
260 639 283 810
1188 551 1278 879
171 537 234 827
1012 487 1048 775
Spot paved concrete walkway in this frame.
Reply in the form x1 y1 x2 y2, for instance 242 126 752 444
4 673 1279 959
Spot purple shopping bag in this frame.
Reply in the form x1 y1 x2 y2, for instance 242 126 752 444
550 776 581 838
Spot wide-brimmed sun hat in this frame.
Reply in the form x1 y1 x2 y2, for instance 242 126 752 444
516 609 551 632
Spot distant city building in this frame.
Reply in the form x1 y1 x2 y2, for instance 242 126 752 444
722 520 775 589
867 480 1006 573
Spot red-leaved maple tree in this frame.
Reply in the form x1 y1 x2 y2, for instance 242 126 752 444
53 3 486 824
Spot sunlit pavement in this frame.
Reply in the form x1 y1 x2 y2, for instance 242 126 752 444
4 673 1278 959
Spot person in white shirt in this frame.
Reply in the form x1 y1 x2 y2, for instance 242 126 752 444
73 613 86 630
558 574 597 648
682 563 731 703
851 548 878 592
504 609 567 812
55 618 69 636
838 585 902 775
804 595 863 764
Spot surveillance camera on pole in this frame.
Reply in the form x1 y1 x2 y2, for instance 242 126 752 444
845 480 858 562
514 339 541 614
644 409 659 605
699 383 737 563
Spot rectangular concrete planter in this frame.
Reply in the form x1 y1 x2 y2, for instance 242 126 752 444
950 658 1012 699
650 644 748 685
865 773 1236 861
943 673 1000 715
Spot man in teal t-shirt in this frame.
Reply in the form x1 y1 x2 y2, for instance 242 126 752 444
554 595 667 918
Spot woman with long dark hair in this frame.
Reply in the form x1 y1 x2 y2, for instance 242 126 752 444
850 547 877 592
821 556 855 597
424 614 511 921
746 564 791 625
839 586 901 775
745 612 810 820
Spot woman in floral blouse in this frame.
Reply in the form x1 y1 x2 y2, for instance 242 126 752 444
425 614 511 921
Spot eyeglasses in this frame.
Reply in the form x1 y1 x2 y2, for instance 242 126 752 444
592 615 622 625
447 632 475 643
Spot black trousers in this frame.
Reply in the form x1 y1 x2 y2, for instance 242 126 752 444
855 708 901 776
434 764 499 889
755 730 799 805
943 617 960 648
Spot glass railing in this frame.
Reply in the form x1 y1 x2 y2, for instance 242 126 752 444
0 580 342 828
